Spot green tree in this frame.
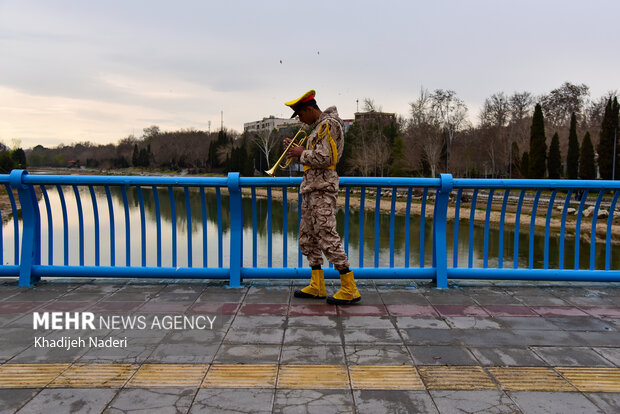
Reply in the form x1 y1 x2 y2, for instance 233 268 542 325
579 132 596 179
209 129 230 169
142 125 160 140
511 141 520 176
597 97 619 179
240 135 255 176
520 151 529 178
10 148 26 168
208 141 218 169
547 132 562 179
132 144 139 167
566 112 580 179
529 103 547 178
338 123 357 175
53 153 66 167
0 150 15 172
227 133 254 176
389 136 406 176
138 145 150 167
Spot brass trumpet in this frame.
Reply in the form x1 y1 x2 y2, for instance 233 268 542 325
265 128 308 176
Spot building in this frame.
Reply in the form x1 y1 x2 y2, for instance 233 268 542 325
244 116 300 133
343 119 354 134
353 111 396 125
246 115 354 135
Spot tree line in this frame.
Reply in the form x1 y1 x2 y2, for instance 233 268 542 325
340 83 618 180
9 82 619 180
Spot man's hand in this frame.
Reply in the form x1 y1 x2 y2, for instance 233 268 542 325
284 139 304 159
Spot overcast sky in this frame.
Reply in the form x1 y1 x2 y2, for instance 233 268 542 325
1 0 618 149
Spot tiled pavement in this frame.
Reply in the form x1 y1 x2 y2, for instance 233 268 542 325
0 278 619 413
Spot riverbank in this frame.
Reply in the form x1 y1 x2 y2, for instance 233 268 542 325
0 187 16 223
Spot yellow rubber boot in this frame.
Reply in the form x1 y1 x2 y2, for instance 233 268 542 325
294 269 326 299
327 271 361 305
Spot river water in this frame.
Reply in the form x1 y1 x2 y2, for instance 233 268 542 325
1 186 617 270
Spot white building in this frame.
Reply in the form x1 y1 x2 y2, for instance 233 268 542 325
343 119 354 134
244 116 300 133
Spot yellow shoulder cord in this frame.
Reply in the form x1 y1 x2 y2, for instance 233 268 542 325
304 122 337 172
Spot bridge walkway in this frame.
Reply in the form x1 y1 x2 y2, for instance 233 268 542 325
0 279 619 413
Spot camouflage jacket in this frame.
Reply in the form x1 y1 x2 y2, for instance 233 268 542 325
299 106 344 194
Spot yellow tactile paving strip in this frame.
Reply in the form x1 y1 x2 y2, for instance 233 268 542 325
418 366 497 390
349 365 425 390
127 364 208 388
49 363 138 388
556 367 620 392
487 367 576 392
0 364 71 388
203 365 278 388
277 365 349 389
0 364 619 392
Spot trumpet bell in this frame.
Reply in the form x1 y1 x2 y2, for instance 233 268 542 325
265 164 278 177
264 128 308 176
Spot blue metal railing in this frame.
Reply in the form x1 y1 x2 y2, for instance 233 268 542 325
1 170 619 287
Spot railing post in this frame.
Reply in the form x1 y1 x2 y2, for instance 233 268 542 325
227 172 243 287
433 173 453 289
9 170 41 287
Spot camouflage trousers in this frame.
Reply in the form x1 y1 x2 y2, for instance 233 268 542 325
299 190 350 271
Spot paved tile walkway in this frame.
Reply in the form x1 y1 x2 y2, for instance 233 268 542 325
0 278 619 413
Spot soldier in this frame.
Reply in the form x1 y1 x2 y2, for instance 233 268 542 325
284 90 361 305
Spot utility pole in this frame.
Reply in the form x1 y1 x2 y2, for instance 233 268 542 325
221 111 224 132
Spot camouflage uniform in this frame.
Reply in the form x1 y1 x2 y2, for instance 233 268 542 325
299 106 350 271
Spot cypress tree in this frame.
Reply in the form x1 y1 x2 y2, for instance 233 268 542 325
511 141 520 174
597 97 619 179
566 112 580 179
10 148 27 168
0 150 16 173
132 144 139 167
390 136 406 176
548 132 562 179
579 132 596 180
208 141 218 169
529 103 547 178
520 151 529 178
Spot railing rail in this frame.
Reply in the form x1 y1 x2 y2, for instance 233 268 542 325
1 170 619 287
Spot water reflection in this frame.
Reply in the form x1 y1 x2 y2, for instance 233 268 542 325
0 185 617 270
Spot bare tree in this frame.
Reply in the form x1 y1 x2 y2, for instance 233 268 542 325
362 98 382 113
348 126 372 176
506 91 535 176
509 91 535 123
480 92 511 176
480 92 510 128
253 129 279 170
541 82 590 127
585 90 618 137
430 89 468 172
407 89 444 177
348 121 391 176
371 131 391 176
